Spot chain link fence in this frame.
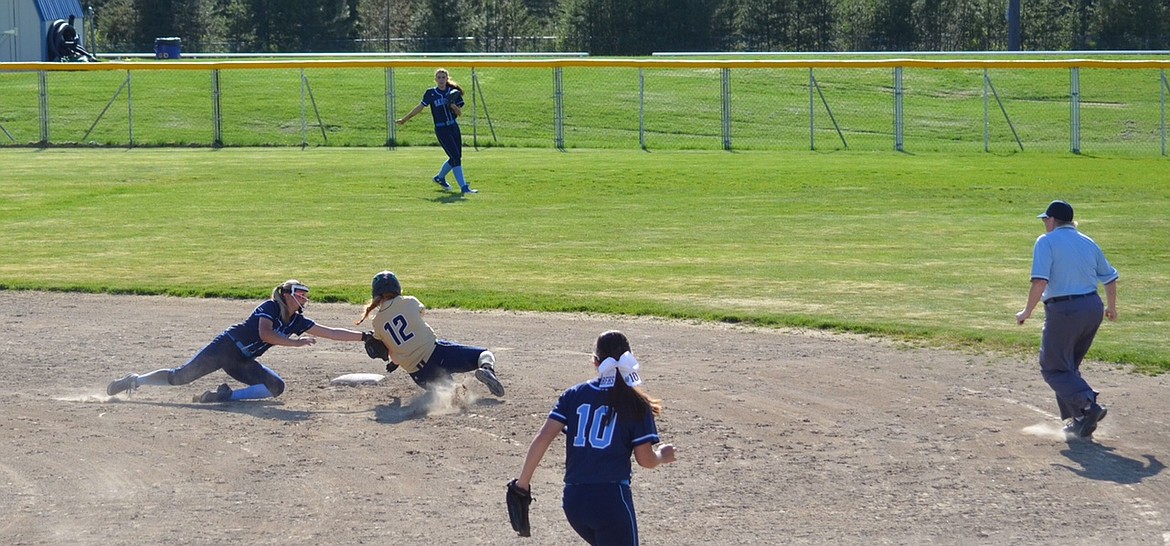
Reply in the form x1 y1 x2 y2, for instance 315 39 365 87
1 59 1167 155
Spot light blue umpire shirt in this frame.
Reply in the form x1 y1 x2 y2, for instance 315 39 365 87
1030 225 1119 301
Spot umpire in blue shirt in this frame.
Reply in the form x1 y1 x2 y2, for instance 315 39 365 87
1016 200 1119 439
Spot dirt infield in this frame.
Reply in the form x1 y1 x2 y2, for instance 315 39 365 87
1 291 1167 545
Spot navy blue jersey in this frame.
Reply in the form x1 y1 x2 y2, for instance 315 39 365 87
221 300 315 358
549 379 660 485
421 86 464 126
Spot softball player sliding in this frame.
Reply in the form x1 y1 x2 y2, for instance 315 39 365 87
512 330 677 545
396 68 478 195
354 271 504 396
106 280 369 403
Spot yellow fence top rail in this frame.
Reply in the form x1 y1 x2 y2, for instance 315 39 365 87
4 58 1170 71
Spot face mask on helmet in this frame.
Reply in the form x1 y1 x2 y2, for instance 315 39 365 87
287 283 310 307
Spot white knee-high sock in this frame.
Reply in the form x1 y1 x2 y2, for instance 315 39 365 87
137 369 173 386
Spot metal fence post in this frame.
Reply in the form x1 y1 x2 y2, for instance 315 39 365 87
38 71 48 144
300 68 308 148
127 70 134 147
471 67 478 147
554 67 564 150
1070 67 1081 154
386 67 396 149
639 68 646 150
211 69 222 147
1161 70 1167 157
721 68 731 151
983 69 990 153
894 67 904 152
809 68 815 151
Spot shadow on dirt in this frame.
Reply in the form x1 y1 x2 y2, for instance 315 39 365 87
374 393 505 424
1055 442 1165 484
120 399 317 422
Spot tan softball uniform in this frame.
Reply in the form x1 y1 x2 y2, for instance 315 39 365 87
371 295 437 373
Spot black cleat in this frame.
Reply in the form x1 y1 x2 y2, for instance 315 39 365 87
1078 403 1107 438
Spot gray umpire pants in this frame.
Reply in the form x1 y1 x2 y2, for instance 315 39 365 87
1039 294 1104 420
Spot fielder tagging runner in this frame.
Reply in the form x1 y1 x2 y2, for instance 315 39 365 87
106 280 371 403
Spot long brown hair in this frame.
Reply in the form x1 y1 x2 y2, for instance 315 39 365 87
435 68 462 93
596 330 662 420
354 292 397 325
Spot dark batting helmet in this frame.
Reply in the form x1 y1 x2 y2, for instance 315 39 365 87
372 270 401 298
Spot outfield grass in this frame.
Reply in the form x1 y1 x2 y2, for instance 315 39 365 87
1 148 1166 371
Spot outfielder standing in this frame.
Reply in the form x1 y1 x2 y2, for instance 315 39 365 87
1016 200 1119 438
511 330 676 545
396 68 478 195
355 270 504 396
106 280 370 403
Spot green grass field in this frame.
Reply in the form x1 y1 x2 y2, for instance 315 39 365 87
1 147 1166 372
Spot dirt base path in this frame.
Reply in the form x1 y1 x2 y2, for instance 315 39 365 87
1 291 1167 545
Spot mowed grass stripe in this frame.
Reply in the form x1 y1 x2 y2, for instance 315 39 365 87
1 148 1166 371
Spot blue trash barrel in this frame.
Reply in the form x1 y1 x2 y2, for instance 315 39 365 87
154 37 182 59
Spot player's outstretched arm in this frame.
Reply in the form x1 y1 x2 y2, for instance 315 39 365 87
397 103 426 125
259 317 315 347
305 323 366 342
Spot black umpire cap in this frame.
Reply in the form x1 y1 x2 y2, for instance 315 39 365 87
1038 200 1074 222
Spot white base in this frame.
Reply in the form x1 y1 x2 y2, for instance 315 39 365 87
330 373 386 386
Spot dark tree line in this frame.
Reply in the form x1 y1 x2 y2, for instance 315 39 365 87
83 0 1170 54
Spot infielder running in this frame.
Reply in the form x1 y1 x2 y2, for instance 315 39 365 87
511 330 677 545
1016 200 1119 438
106 280 370 403
396 68 478 195
355 270 504 396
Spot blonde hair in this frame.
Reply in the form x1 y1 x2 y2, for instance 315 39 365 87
273 279 307 320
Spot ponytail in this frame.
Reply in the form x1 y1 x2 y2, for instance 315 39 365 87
355 293 396 325
273 279 306 320
608 374 661 419
595 330 662 422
